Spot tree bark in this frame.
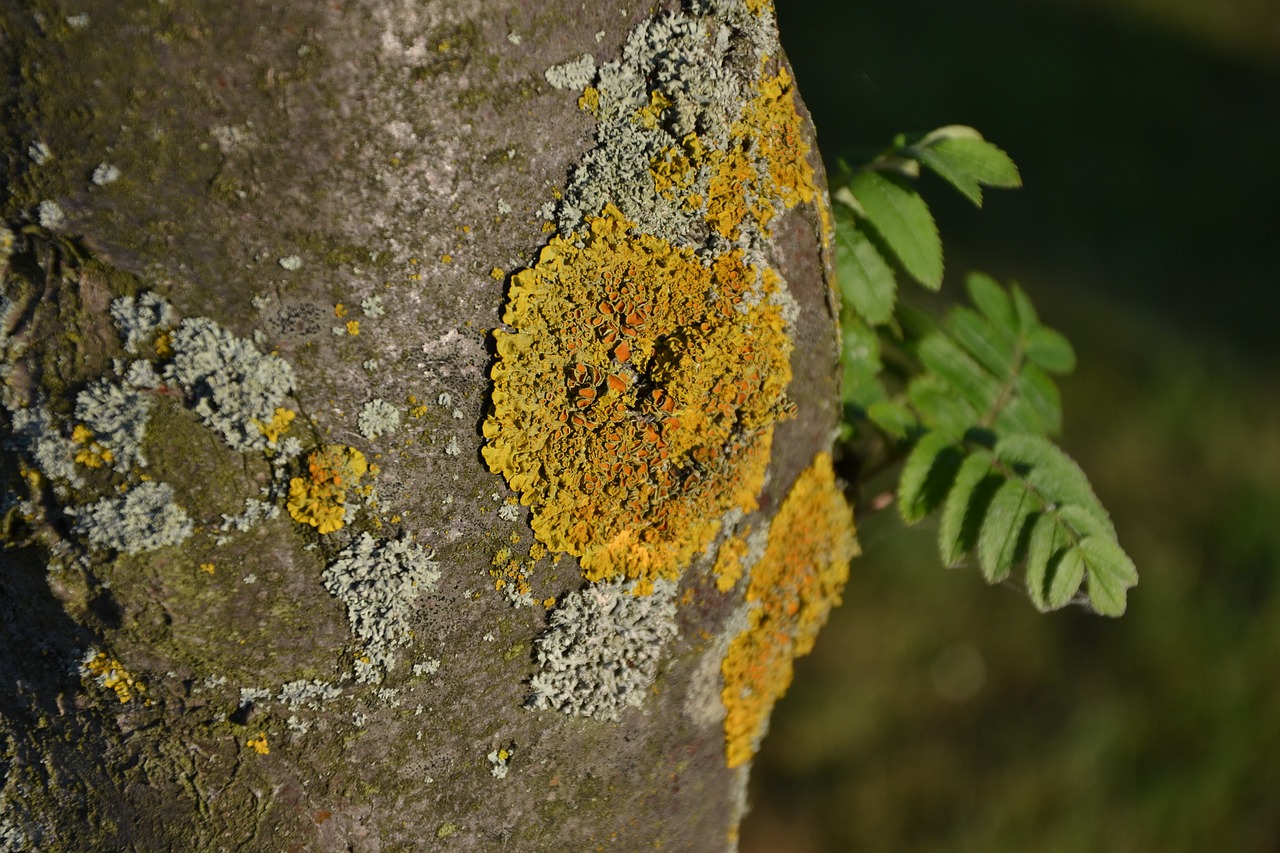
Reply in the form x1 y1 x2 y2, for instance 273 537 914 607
0 0 851 849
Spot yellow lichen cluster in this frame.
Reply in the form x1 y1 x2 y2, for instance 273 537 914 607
712 531 751 593
253 407 296 446
71 424 114 469
721 453 857 768
245 732 270 755
490 546 534 599
483 205 793 592
707 67 815 239
83 652 145 704
642 66 816 243
286 444 368 534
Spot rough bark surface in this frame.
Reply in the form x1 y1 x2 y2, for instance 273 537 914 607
0 0 845 849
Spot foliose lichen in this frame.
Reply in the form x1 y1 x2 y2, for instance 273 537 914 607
109 292 177 353
483 205 792 592
321 532 441 682
720 453 857 767
73 378 153 472
79 650 147 703
164 316 297 451
357 398 401 439
286 444 368 534
68 480 194 554
526 578 679 721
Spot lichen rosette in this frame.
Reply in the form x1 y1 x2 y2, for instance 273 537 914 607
483 204 793 591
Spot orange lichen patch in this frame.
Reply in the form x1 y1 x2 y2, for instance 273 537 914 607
483 204 793 592
254 407 296 446
712 530 750 593
721 453 858 768
246 732 270 755
83 652 145 704
287 445 368 534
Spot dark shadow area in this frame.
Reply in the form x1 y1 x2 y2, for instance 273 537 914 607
744 2 1280 851
779 0 1280 361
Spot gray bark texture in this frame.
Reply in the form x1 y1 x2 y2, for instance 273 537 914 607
0 0 847 849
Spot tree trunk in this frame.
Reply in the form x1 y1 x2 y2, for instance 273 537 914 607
0 0 854 849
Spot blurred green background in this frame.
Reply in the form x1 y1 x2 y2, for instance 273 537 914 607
745 1 1280 850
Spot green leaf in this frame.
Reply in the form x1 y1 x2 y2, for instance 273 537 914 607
977 478 1039 582
907 374 979 436
866 400 918 440
1011 363 1063 434
918 334 1003 415
848 171 943 290
835 216 898 326
1078 536 1139 617
1010 283 1040 336
840 321 887 409
946 306 1016 378
1026 326 1077 374
1047 546 1087 608
898 431 963 524
913 137 1021 207
966 272 1018 332
938 453 1001 567
1024 512 1071 611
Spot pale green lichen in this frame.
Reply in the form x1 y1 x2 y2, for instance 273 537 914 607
527 578 679 721
357 398 400 439
69 480 193 554
74 378 153 472
109 292 177 353
322 532 440 682
164 316 296 451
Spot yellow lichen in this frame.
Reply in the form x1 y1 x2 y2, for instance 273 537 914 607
254 407 296 446
200 562 216 574
71 424 115 469
483 204 793 592
345 320 360 336
246 732 270 755
83 652 145 704
712 530 750 593
721 453 858 768
286 445 368 534
154 331 172 357
334 303 348 318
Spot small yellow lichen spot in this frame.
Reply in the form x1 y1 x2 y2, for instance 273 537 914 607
482 205 793 591
541 221 556 234
409 405 429 418
529 543 546 561
246 732 270 755
154 332 173 357
255 407 296 445
83 653 145 704
542 597 556 608
200 562 215 575
490 267 505 281
721 453 858 768
335 303 348 318
578 86 600 114
346 320 360 336
713 532 750 593
71 424 93 445
441 254 453 264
